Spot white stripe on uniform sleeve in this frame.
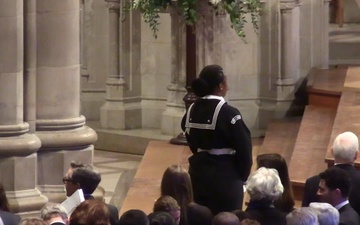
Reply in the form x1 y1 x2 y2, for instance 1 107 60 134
231 115 241 124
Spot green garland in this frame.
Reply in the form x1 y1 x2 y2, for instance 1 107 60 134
131 0 262 39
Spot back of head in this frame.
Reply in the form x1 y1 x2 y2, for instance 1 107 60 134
230 210 250 222
245 167 284 201
19 218 48 225
286 207 318 225
0 182 9 212
256 153 294 212
333 131 359 163
154 195 180 213
148 212 176 225
69 199 110 225
191 65 225 97
309 202 339 225
187 202 213 225
161 165 193 209
319 167 352 199
71 164 101 195
40 202 68 223
119 209 149 225
212 212 239 225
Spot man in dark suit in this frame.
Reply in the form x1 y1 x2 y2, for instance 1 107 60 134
317 167 360 225
0 210 21 225
302 131 360 216
63 161 119 225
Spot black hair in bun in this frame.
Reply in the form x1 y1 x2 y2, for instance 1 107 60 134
191 65 225 97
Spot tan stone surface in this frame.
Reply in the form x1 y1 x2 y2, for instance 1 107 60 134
119 141 191 215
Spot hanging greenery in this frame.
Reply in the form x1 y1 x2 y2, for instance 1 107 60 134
130 0 262 40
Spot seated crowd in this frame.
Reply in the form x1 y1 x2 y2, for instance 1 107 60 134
1 131 360 225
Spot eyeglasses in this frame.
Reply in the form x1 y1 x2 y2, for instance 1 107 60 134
62 177 74 184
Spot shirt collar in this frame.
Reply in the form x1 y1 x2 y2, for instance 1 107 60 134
335 200 349 210
202 95 225 101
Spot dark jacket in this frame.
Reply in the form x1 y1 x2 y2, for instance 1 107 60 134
339 203 360 225
0 210 21 225
245 200 287 225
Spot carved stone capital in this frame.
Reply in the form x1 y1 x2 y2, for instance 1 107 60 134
105 0 120 12
280 0 301 11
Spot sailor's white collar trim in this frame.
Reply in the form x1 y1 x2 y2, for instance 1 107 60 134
201 95 225 101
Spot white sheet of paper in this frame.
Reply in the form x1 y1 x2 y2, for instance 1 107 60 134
61 189 85 215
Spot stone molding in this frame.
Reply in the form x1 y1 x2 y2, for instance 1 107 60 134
280 0 301 11
0 134 41 156
36 126 97 150
105 0 120 11
36 115 86 130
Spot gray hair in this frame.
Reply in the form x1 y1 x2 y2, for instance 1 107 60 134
40 202 68 221
309 202 339 225
245 167 284 201
286 207 318 225
333 131 359 162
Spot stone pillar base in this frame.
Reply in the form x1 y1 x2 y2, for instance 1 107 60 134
100 102 142 129
7 188 48 217
0 153 48 216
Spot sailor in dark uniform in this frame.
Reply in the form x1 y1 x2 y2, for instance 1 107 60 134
181 65 253 215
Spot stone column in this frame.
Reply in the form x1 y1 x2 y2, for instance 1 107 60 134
80 0 89 78
36 0 97 202
100 0 128 129
0 0 47 216
279 0 301 87
321 0 330 69
161 7 187 136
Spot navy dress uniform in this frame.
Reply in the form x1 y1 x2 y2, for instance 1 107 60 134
181 95 252 215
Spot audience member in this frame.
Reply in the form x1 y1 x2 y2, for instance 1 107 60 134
19 218 48 225
245 167 286 225
148 212 176 225
118 209 149 225
309 202 339 225
0 182 21 225
64 161 119 225
212 212 239 225
187 202 212 225
256 153 295 213
230 210 251 223
40 202 68 225
286 207 318 225
69 199 110 225
161 165 213 225
302 131 360 216
317 167 360 225
153 196 181 225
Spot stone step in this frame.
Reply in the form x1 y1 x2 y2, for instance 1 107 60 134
329 23 360 65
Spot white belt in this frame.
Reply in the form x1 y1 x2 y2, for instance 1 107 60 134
197 148 235 155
